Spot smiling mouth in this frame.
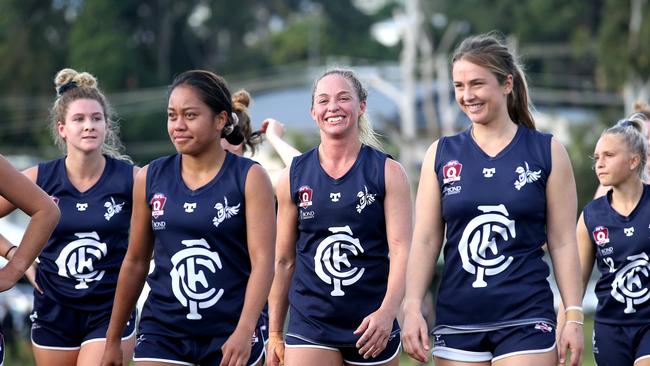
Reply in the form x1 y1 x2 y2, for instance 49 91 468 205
326 116 344 123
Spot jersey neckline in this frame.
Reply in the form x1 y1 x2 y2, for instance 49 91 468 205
174 151 233 196
314 144 368 185
604 183 650 223
60 155 112 197
466 124 525 161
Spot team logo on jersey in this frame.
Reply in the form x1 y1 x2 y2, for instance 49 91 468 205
50 196 59 205
104 197 125 221
212 197 240 228
442 160 462 184
54 231 107 290
151 193 167 219
356 186 376 213
624 227 635 237
314 225 365 296
534 322 553 333
514 161 542 190
330 192 341 202
170 238 224 320
459 204 515 288
610 252 650 314
482 168 496 178
298 186 313 208
76 203 88 211
592 226 610 246
184 202 197 213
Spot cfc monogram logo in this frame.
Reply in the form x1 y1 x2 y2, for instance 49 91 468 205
314 226 365 296
55 232 107 289
170 239 224 320
459 204 515 288
611 252 650 314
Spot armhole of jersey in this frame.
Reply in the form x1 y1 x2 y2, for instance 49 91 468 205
145 161 155 204
35 161 46 187
434 136 447 178
544 133 553 177
240 159 257 199
288 156 298 205
380 153 388 197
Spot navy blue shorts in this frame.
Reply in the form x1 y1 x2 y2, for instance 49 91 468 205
593 322 650 365
285 330 401 365
31 292 136 349
133 325 265 365
432 322 556 362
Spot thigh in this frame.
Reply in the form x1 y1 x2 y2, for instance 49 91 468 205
492 350 556 366
285 346 344 366
32 346 79 366
77 336 136 366
433 358 490 366
593 322 633 366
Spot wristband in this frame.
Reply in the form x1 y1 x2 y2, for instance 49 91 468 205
564 306 583 313
566 320 584 326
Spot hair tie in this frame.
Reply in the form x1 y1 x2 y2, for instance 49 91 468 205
57 80 78 96
620 119 634 128
231 112 239 127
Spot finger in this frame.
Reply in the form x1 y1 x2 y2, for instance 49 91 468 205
420 326 430 351
570 346 582 366
359 329 384 355
557 342 566 365
353 317 370 335
220 346 232 366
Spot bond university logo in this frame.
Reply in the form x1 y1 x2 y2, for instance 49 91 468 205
151 193 167 219
170 238 224 320
459 204 515 288
442 160 462 184
610 252 650 314
104 197 125 221
314 226 365 296
356 186 376 213
593 226 610 246
212 197 240 228
55 232 107 289
514 161 541 190
482 168 495 178
298 186 313 208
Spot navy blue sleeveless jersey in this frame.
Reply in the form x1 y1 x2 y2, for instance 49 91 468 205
35 156 133 311
140 152 256 338
287 145 396 346
434 126 555 332
583 184 650 325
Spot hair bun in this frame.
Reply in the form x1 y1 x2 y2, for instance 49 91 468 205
54 68 98 94
232 90 251 111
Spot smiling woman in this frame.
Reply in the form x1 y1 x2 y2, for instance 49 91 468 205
0 68 138 366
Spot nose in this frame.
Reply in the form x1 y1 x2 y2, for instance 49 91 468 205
463 87 474 103
327 99 340 112
83 118 95 131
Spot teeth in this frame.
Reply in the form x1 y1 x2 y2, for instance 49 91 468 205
467 104 483 112
326 116 343 122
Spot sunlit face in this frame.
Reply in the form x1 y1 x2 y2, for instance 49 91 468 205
593 133 641 187
57 98 106 154
452 59 512 126
167 85 226 156
310 74 366 139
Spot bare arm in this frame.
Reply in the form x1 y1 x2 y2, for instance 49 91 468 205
0 165 38 218
545 138 584 366
402 141 444 363
354 158 412 358
263 118 301 166
101 167 154 366
266 169 298 366
0 157 59 290
220 164 276 366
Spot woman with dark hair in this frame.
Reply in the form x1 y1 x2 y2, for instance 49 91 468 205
101 70 275 366
402 33 584 366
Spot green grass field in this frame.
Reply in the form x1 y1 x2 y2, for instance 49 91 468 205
4 315 597 365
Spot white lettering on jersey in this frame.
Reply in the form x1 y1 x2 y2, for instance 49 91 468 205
611 252 650 314
314 225 365 296
459 204 515 288
170 238 224 320
55 231 107 289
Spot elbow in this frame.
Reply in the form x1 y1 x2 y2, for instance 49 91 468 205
276 256 295 274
